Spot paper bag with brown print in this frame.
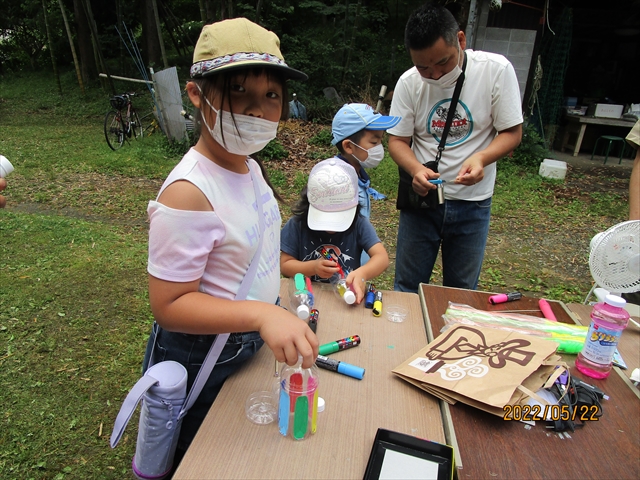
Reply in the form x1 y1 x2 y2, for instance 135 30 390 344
392 324 559 409
412 354 563 418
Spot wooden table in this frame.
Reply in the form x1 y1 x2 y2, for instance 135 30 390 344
174 281 446 479
419 284 640 480
561 114 635 156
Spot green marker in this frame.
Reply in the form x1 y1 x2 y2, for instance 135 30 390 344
318 335 361 356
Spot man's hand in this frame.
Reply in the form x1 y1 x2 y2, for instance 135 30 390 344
454 153 485 185
412 163 439 196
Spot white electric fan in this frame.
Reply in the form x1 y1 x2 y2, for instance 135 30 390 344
584 220 640 308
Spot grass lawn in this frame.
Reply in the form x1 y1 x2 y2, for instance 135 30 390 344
0 70 630 479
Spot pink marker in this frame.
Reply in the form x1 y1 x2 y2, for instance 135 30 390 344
539 299 557 321
488 292 522 305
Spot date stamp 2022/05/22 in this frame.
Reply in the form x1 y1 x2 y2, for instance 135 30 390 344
503 404 600 422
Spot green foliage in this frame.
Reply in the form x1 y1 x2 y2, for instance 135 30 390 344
308 128 333 147
505 121 551 170
256 138 288 162
369 155 400 197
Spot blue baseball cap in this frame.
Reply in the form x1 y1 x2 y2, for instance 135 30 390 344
331 103 401 145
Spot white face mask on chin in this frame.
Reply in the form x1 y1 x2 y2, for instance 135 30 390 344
422 43 463 88
197 85 279 156
351 142 385 169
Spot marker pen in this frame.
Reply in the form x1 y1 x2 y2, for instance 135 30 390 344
320 246 345 277
308 309 319 333
372 291 383 316
364 283 376 309
539 299 557 321
316 354 365 380
318 335 360 356
428 179 446 185
488 292 522 305
305 276 315 306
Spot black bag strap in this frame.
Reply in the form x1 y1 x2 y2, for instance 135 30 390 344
433 51 467 166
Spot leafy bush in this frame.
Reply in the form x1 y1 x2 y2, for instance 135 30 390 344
308 127 333 147
257 138 288 162
369 155 400 197
505 121 551 171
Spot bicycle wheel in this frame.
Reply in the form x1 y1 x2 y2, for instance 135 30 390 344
104 110 125 151
130 110 143 140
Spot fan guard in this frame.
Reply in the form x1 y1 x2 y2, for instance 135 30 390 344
589 220 640 293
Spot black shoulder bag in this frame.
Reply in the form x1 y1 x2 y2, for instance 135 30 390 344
396 52 467 210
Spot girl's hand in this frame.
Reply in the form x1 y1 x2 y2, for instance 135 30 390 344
258 306 319 369
346 272 366 304
315 258 340 279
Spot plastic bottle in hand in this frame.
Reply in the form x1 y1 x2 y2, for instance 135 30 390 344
575 294 630 379
278 356 319 440
289 273 313 321
330 273 356 305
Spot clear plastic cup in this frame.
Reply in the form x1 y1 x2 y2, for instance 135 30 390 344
245 390 278 425
386 304 409 323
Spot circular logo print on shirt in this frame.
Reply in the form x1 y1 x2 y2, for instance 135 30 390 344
426 99 472 146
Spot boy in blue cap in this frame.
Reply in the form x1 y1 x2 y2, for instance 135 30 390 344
331 103 401 262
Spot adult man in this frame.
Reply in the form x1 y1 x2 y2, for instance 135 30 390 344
626 119 639 221
388 2 523 292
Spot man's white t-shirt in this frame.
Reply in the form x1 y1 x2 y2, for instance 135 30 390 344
388 49 523 201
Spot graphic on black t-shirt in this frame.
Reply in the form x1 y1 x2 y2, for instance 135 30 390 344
303 243 352 282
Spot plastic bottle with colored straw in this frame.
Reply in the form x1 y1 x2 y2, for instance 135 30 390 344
278 356 319 440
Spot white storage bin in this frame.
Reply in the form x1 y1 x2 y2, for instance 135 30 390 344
539 159 567 180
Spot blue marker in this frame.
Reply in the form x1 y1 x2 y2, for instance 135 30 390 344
428 179 446 185
315 355 365 380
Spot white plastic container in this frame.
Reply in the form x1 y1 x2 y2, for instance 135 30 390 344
0 156 14 178
538 159 567 180
588 104 624 119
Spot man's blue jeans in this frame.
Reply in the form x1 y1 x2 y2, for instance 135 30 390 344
394 198 492 292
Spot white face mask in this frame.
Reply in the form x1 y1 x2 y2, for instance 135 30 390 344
197 85 279 156
422 43 462 88
351 142 385 169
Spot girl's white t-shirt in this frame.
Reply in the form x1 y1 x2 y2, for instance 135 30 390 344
147 148 281 303
388 49 523 201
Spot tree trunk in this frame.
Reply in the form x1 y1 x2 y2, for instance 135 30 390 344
199 0 207 23
256 0 263 23
73 0 97 83
115 0 124 73
342 0 361 84
151 0 169 69
42 0 62 95
82 0 115 93
58 0 85 96
141 0 162 68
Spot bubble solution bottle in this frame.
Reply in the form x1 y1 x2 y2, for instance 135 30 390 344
288 273 313 321
575 294 630 379
277 356 319 440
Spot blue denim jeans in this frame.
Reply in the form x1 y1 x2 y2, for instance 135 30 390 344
394 198 492 292
142 323 264 451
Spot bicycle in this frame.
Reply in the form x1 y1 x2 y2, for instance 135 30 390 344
139 109 161 137
104 92 143 151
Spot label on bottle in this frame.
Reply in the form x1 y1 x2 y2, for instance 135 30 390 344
580 322 622 365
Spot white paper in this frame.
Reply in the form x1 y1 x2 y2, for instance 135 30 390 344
379 449 440 480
